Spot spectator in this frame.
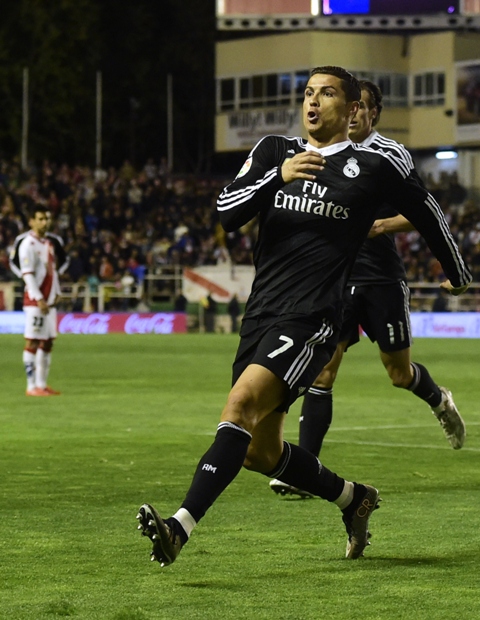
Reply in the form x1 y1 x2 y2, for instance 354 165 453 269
432 289 450 312
174 292 188 312
67 249 85 283
120 270 135 310
0 158 476 305
99 256 114 281
202 293 217 333
227 294 240 333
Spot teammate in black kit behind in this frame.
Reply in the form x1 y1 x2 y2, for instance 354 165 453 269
270 80 469 500
136 67 471 566
10 209 70 280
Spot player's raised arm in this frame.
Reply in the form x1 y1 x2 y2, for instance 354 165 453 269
217 136 323 232
281 151 325 183
217 136 286 231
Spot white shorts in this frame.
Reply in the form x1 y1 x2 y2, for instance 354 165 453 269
24 306 57 340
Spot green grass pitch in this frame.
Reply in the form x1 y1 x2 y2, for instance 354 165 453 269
0 333 479 619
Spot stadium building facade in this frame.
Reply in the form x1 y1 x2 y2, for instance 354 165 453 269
215 29 480 191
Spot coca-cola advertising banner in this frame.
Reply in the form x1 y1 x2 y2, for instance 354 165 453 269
57 313 187 335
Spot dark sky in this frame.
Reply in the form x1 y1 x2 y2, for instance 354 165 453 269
0 0 221 173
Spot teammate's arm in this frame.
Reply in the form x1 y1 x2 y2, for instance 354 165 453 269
368 214 415 238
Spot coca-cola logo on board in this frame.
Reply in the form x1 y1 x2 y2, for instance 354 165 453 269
124 313 174 334
59 313 111 334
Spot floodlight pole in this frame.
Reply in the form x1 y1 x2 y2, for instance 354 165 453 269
167 73 173 173
21 67 29 171
96 71 102 168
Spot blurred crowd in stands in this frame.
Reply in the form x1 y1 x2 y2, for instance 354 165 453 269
0 157 479 294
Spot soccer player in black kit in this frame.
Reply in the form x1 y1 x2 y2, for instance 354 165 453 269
136 67 471 566
270 80 468 498
10 208 70 281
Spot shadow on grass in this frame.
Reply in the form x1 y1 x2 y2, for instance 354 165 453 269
178 580 245 590
44 598 75 616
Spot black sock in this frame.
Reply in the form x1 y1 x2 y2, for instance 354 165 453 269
266 442 345 502
299 387 333 456
181 422 251 523
341 482 368 517
408 362 442 408
165 517 189 547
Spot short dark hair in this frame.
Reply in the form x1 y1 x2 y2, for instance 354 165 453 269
28 203 48 220
309 66 361 102
358 80 383 127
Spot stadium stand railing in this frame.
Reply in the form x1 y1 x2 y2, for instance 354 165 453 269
6 277 480 315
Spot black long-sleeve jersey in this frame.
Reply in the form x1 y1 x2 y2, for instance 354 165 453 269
9 231 70 278
348 130 422 286
217 135 471 328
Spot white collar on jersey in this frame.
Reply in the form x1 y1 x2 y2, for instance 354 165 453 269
28 230 47 242
359 130 379 147
305 140 352 156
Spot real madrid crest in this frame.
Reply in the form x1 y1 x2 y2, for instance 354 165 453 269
343 157 360 178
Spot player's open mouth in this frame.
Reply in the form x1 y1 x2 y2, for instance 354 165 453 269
307 111 319 122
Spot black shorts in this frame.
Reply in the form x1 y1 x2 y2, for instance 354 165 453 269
339 282 412 352
232 316 339 412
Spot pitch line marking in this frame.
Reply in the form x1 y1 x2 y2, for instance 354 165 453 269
313 421 480 432
319 439 480 452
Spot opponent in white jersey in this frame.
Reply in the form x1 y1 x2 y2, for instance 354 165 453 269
19 205 61 396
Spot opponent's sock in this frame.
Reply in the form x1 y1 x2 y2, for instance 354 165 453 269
266 441 346 502
299 387 333 456
408 362 442 408
35 349 47 389
40 349 52 384
23 349 36 391
181 422 252 524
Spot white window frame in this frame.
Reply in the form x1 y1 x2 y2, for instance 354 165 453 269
410 70 446 107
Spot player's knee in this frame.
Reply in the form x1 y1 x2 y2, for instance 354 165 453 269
41 339 54 353
222 387 258 431
389 369 412 389
311 369 336 389
243 443 279 473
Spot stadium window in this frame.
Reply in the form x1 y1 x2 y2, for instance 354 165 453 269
295 71 310 103
397 75 408 103
239 77 251 109
216 69 411 112
219 78 235 111
279 73 292 104
387 74 408 107
266 73 279 106
353 71 408 108
412 71 445 106
252 75 265 107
